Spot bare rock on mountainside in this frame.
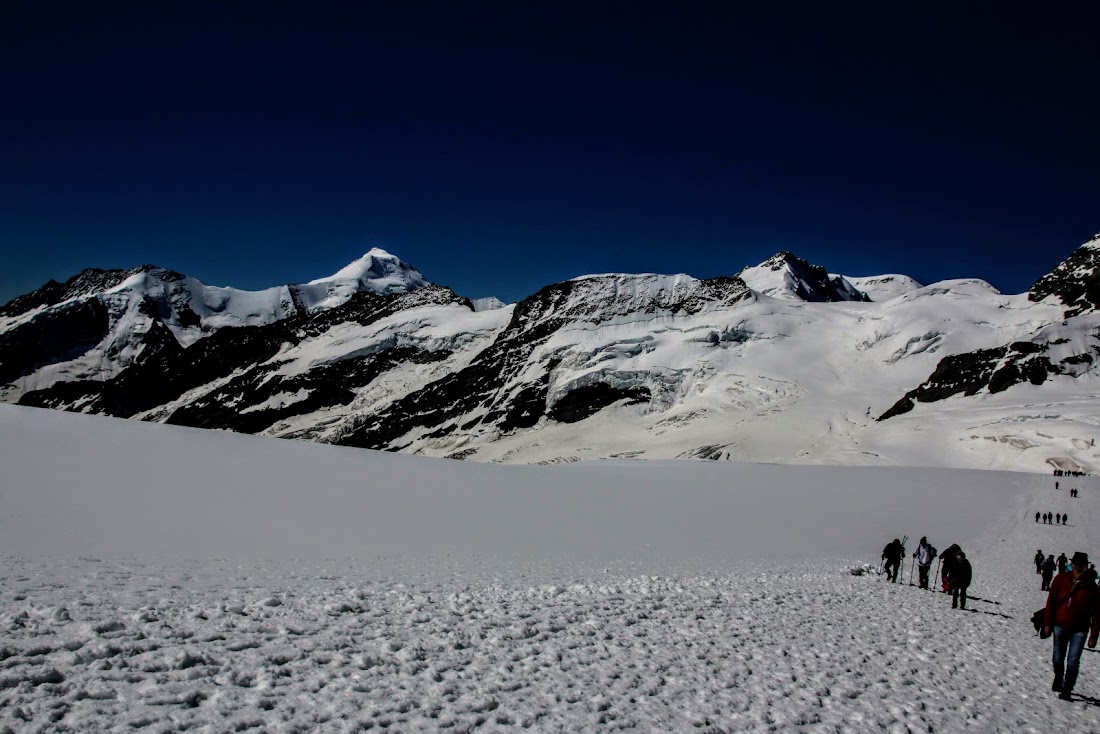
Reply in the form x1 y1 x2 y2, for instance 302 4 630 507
1028 232 1100 317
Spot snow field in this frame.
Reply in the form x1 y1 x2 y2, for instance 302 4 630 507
4 550 1099 733
2 405 1100 731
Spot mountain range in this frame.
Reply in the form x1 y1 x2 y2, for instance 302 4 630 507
3 236 1099 472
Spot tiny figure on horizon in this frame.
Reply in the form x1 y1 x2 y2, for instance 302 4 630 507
1057 513 1063 525
1064 513 1070 525
1037 511 1042 523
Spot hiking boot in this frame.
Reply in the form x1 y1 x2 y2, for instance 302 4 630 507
1053 677 1063 692
1058 691 1072 701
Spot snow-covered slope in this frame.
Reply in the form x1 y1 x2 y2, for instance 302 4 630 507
846 273 924 301
2 404 1099 731
4 236 1100 472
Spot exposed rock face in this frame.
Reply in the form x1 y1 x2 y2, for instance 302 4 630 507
19 285 472 435
332 274 753 451
0 299 112 384
1029 233 1100 317
0 268 134 318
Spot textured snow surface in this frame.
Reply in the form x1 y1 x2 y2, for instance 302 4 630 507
2 406 1100 732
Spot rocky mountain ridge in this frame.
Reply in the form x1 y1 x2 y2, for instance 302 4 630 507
3 235 1100 472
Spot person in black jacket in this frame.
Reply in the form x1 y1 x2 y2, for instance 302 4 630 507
940 543 961 592
882 539 904 583
1036 549 1045 574
1042 554 1057 591
949 550 972 609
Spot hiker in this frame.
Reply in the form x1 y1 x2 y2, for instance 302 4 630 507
1036 550 1045 574
1064 513 1069 525
1057 513 1062 525
1036 512 1041 523
1057 481 1060 489
1044 552 1100 700
1058 553 1068 574
1044 513 1049 524
882 539 904 583
914 537 936 589
1042 555 1056 591
940 543 961 593
948 550 972 609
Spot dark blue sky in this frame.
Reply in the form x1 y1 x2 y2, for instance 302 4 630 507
2 1 1098 304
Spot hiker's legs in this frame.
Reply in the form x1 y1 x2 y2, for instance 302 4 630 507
1063 630 1088 693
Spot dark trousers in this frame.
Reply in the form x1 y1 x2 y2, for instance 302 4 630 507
884 560 899 582
1053 626 1088 693
952 585 968 609
918 564 930 589
1042 573 1054 591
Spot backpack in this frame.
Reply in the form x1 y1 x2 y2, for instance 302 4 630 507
1032 608 1050 637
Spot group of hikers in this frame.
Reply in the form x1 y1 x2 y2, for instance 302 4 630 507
881 537 972 609
875 475 1100 702
1035 550 1076 590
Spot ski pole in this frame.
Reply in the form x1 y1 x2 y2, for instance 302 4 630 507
934 558 941 591
908 556 916 585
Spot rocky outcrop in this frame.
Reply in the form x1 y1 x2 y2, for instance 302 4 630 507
1029 234 1100 317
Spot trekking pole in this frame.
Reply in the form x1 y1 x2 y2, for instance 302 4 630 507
934 558 941 591
908 556 916 585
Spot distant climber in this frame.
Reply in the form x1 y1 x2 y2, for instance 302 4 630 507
914 537 936 589
882 539 904 583
1042 555 1056 591
948 550 972 610
1036 512 1041 523
940 544 961 593
1036 550 1045 574
1058 553 1069 574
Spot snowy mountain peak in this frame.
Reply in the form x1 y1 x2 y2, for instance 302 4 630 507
297 249 429 311
309 248 427 290
738 252 869 303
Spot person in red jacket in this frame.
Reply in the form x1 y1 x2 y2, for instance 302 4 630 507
1043 551 1100 700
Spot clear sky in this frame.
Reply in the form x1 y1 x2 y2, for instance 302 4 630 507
2 1 1098 305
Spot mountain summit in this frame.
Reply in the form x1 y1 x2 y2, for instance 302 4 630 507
737 252 869 302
